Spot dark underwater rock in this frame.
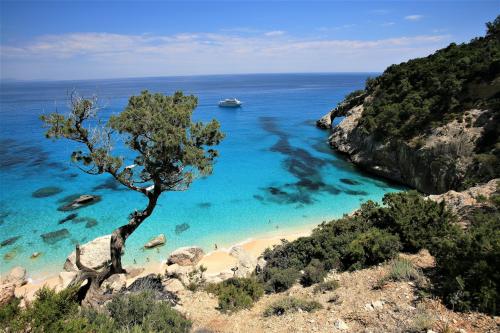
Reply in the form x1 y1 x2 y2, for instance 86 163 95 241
175 223 190 235
0 236 20 247
32 186 63 198
85 219 98 228
58 213 78 224
57 195 101 211
340 178 362 185
41 228 70 244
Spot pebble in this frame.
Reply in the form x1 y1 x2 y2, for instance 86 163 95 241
334 319 349 330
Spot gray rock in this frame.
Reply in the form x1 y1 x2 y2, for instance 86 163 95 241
64 235 112 271
229 245 257 278
144 234 166 249
167 246 204 266
58 271 77 291
162 278 185 293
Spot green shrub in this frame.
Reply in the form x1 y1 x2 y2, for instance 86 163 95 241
300 259 327 287
431 207 500 315
106 291 191 332
373 191 459 252
186 265 207 292
263 297 322 317
205 277 264 313
344 228 401 270
0 298 21 330
260 267 300 293
313 280 340 294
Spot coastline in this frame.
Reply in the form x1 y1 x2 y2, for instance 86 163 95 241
14 221 317 300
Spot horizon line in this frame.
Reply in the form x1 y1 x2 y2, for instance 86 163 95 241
0 71 383 84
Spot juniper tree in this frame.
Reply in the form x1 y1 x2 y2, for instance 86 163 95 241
41 90 224 305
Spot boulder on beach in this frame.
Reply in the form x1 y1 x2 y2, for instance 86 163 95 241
63 234 112 272
229 245 257 278
58 194 101 212
1 266 27 287
144 234 166 249
0 283 15 307
167 246 204 266
58 271 77 291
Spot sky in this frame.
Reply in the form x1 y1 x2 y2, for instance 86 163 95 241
1 0 499 81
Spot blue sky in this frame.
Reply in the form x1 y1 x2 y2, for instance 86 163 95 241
1 0 498 80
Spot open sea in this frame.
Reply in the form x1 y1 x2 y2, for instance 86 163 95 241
0 73 404 278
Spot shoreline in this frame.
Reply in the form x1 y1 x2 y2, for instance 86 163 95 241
14 222 318 300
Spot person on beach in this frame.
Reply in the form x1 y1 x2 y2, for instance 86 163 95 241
214 243 218 250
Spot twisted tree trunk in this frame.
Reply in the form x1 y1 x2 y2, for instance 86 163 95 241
70 191 159 307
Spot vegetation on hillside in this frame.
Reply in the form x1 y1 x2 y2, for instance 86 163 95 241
259 189 500 315
351 16 500 186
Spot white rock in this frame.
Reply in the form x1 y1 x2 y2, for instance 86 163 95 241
144 234 166 249
102 273 127 292
334 319 349 330
364 303 374 311
163 278 185 293
371 300 384 310
167 246 204 266
0 283 15 306
64 235 112 272
1 267 26 287
229 245 257 278
165 264 195 285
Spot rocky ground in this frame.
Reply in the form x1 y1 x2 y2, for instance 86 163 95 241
174 250 498 333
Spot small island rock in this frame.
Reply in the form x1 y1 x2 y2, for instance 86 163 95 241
144 234 166 249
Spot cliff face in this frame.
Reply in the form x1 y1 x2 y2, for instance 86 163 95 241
321 98 494 194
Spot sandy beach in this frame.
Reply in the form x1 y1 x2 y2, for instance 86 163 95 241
13 224 316 301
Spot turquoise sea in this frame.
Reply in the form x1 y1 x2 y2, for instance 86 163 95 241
0 73 404 278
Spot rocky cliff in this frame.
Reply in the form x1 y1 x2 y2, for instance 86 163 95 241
319 98 496 194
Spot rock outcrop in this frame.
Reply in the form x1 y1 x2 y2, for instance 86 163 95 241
320 97 494 194
0 283 15 306
1 267 27 287
167 246 204 266
144 234 166 249
63 234 112 271
229 245 257 278
428 178 498 225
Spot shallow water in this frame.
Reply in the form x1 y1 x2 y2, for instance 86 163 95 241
0 73 404 277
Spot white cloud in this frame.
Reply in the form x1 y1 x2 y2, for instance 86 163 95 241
381 22 395 27
264 30 286 37
404 15 423 21
0 31 451 80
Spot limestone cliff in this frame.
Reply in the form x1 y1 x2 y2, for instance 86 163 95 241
319 97 495 194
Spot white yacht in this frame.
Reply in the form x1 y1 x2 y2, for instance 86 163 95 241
218 98 242 107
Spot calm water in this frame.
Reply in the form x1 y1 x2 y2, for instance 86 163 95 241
0 73 403 277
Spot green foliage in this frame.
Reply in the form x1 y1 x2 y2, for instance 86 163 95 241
337 16 500 185
263 297 322 317
106 291 191 332
372 191 459 252
205 277 264 313
0 289 190 333
260 267 300 293
345 228 401 270
431 206 500 314
300 258 327 287
313 280 340 294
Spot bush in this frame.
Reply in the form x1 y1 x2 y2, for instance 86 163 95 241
344 228 401 270
431 206 500 315
260 267 300 293
106 291 191 332
377 258 425 288
186 265 207 292
313 280 340 294
205 277 264 313
263 297 322 317
300 259 327 287
373 191 459 252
